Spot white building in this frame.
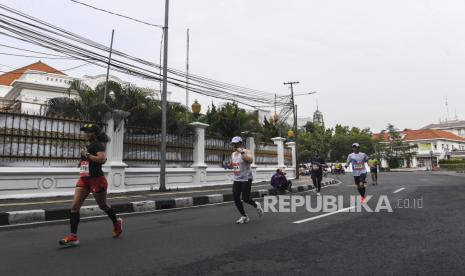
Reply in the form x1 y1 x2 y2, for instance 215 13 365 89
374 129 465 169
0 61 170 114
422 120 465 138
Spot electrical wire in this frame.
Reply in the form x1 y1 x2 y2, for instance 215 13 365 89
69 0 164 28
0 3 289 110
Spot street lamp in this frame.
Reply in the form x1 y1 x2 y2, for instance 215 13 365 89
287 129 295 140
191 99 201 121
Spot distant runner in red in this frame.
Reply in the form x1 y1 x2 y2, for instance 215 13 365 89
59 123 123 246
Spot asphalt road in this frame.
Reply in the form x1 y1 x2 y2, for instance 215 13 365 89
1 172 464 276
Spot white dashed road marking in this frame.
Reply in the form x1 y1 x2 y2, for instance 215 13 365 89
292 206 356 224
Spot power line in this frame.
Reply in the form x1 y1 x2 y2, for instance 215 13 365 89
69 0 164 29
0 61 92 74
0 43 74 57
0 51 84 59
0 3 285 109
0 4 278 103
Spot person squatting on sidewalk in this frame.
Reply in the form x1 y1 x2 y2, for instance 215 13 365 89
271 168 292 192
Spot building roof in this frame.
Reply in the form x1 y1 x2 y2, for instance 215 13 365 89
0 61 66 86
421 120 465 129
373 129 465 143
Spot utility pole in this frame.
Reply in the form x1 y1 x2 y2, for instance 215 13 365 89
283 81 300 179
160 0 169 192
186 28 190 107
103 29 115 103
274 93 277 115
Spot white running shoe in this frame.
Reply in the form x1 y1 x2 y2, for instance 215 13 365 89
316 192 321 196
236 216 250 224
256 202 264 217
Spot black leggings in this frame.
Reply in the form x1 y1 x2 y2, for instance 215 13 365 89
233 180 257 216
312 173 323 192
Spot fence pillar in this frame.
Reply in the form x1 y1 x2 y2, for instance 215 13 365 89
271 137 286 169
104 118 127 193
246 136 257 181
190 122 209 186
285 141 296 169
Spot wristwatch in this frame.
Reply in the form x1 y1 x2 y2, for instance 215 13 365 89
85 152 91 159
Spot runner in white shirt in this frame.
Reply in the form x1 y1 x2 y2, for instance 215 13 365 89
230 136 264 224
346 143 369 203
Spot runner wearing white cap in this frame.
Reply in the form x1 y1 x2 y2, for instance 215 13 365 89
230 136 264 224
346 143 369 203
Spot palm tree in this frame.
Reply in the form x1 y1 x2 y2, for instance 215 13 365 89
46 80 111 121
46 80 193 133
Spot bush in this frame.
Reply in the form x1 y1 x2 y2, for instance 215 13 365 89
439 158 465 165
440 164 465 171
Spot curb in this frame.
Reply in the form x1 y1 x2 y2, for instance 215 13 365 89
0 179 339 226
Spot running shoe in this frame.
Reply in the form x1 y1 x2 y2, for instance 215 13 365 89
236 216 250 224
256 202 264 217
360 196 366 204
316 192 321 196
113 218 123 238
59 234 79 246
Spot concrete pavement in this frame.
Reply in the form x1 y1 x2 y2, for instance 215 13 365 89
1 172 464 275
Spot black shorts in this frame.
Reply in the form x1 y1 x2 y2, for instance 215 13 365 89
370 168 378 173
354 174 367 185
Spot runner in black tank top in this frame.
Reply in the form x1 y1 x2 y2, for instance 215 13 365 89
59 123 123 246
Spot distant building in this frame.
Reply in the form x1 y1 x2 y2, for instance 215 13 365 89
0 61 170 114
421 120 465 138
373 129 465 169
313 107 324 126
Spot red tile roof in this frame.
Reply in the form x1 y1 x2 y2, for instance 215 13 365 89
0 61 66 86
373 129 465 142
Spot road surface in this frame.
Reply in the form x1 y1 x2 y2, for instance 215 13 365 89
1 172 464 275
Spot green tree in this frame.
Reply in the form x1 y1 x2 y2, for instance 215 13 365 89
202 102 262 138
297 122 333 163
378 124 417 168
46 80 193 134
326 125 374 162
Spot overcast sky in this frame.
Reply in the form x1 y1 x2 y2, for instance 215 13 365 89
1 0 464 132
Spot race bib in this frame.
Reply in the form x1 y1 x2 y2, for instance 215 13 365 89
312 164 320 170
80 160 90 177
353 162 364 170
232 162 241 175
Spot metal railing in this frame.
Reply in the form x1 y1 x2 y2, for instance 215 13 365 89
0 111 103 166
255 142 278 166
284 148 292 166
205 132 250 167
205 133 233 167
123 126 195 166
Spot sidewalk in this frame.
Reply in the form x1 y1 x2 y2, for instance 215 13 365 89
0 176 339 226
432 170 465 178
